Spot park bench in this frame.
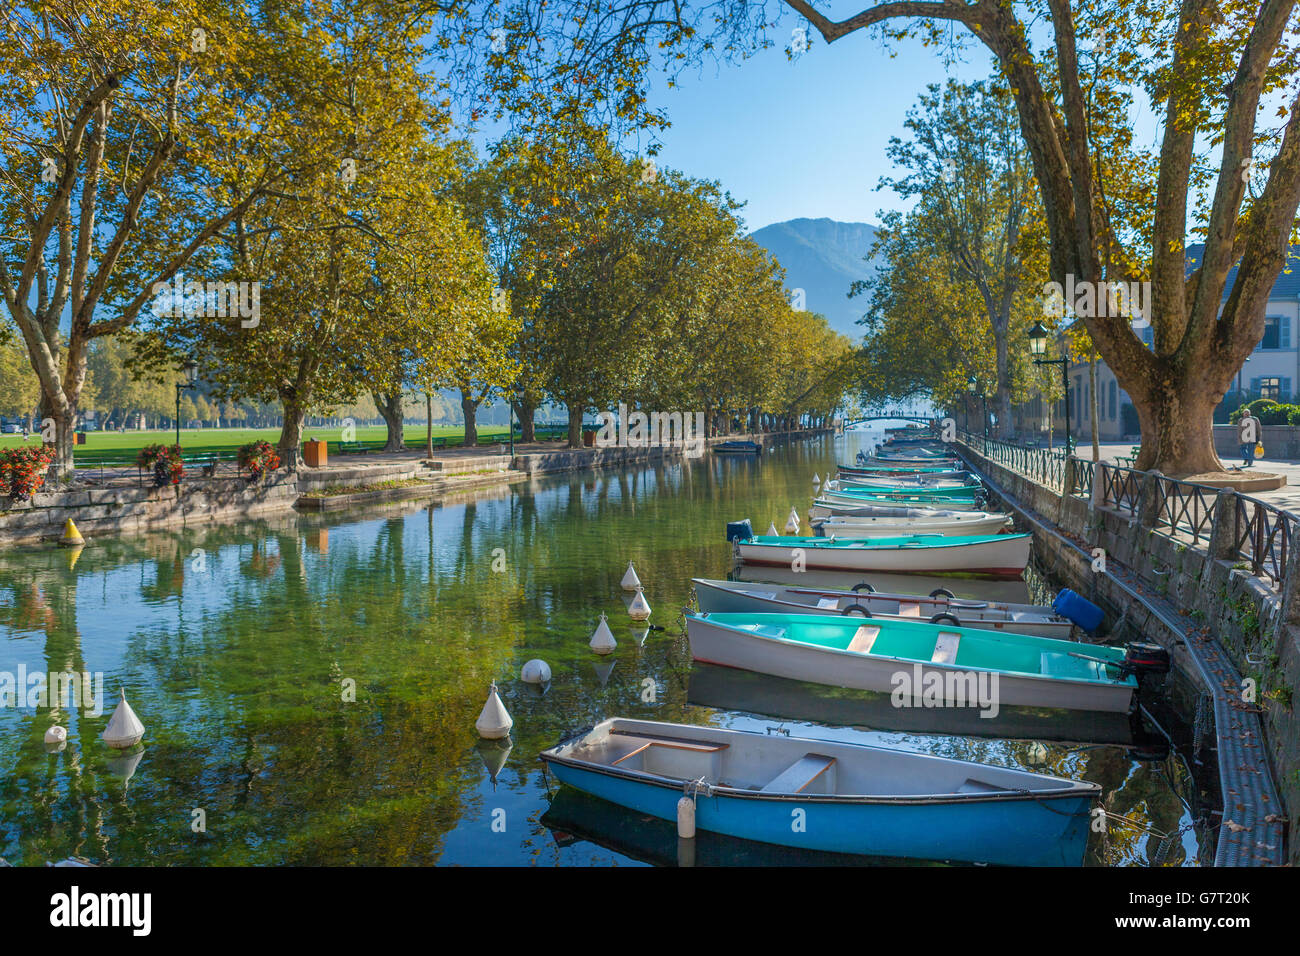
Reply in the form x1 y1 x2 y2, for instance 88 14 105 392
429 437 447 449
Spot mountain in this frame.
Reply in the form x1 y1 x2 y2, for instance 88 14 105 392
749 218 882 339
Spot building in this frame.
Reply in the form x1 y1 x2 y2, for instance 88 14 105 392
1019 245 1300 443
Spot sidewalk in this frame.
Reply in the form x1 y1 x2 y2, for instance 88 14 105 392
1075 441 1300 509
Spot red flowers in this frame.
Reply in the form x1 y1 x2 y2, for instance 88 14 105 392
237 440 281 481
137 444 184 487
0 444 56 501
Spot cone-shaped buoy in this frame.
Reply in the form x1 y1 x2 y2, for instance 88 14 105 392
621 561 642 591
521 659 551 684
590 613 617 654
784 508 801 535
475 682 513 739
44 726 67 746
813 473 821 487
766 521 779 536
628 587 651 621
59 519 84 547
102 689 145 749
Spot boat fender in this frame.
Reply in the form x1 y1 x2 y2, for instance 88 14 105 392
851 581 875 593
929 588 955 600
1123 641 1171 678
1052 589 1106 634
929 612 960 627
841 604 872 617
677 797 696 839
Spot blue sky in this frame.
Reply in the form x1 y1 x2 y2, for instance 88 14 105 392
639 29 999 233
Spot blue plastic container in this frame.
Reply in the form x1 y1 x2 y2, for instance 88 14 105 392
726 519 754 543
1052 589 1105 634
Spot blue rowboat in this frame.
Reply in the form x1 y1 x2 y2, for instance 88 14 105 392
540 718 1099 866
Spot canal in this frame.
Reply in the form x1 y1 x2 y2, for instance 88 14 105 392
0 426 1213 866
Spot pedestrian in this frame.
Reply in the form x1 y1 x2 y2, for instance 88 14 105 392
1238 407 1259 468
20 423 28 442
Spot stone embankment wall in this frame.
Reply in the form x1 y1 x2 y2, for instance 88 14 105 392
960 442 1296 865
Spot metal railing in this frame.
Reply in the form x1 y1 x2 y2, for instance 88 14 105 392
957 430 1299 590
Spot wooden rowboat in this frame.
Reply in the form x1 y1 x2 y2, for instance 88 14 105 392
818 489 986 511
813 511 1012 537
733 532 1031 577
540 717 1099 866
691 578 1072 638
683 611 1141 713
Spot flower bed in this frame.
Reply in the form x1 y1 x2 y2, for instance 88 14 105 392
137 444 184 487
0 444 56 501
237 440 281 481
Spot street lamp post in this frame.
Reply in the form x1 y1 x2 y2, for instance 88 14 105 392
1028 321 1071 454
175 357 199 449
966 376 977 437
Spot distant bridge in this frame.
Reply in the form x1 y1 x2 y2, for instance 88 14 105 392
843 414 934 428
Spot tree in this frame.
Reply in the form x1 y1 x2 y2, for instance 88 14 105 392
0 1 310 471
479 1 1300 476
866 79 1046 438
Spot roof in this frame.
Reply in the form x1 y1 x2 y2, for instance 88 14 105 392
1183 243 1300 300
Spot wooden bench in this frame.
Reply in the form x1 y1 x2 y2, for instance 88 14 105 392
761 754 837 794
846 624 880 654
931 631 962 664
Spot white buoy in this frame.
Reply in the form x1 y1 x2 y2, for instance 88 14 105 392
784 508 801 535
590 613 617 654
102 689 145 749
44 726 67 745
813 473 821 487
628 587 651 621
475 682 513 740
521 659 552 684
677 796 696 838
766 521 779 536
621 561 642 591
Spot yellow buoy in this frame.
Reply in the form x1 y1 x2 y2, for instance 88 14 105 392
59 519 85 547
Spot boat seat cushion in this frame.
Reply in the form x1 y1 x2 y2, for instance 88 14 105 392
846 625 880 653
931 631 961 664
760 754 837 794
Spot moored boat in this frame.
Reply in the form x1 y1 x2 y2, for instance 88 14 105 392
684 611 1147 713
539 717 1099 865
813 511 1011 537
692 578 1070 637
818 489 986 511
733 532 1031 577
714 440 762 454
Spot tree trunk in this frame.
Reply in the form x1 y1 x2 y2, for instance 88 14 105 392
459 389 480 447
425 392 433 458
374 391 404 451
1131 368 1224 476
278 397 306 471
566 402 583 448
512 397 537 443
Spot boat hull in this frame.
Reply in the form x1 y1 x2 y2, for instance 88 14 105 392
685 614 1135 713
819 490 985 511
814 514 1011 537
736 535 1031 578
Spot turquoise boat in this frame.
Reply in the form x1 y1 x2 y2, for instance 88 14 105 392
829 482 982 499
541 718 1099 866
734 532 1031 577
685 611 1144 713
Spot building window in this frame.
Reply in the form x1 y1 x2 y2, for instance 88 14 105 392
1254 376 1291 401
1259 315 1290 350
1109 380 1117 420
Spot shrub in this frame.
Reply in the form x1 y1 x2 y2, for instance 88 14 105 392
137 444 184 487
0 444 56 501
237 440 281 481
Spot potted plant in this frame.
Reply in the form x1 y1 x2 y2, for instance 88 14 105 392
237 440 281 482
137 444 184 488
0 444 56 501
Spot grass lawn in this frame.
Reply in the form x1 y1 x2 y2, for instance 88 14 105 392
0 424 513 465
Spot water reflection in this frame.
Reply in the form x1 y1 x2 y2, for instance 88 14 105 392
0 427 1211 866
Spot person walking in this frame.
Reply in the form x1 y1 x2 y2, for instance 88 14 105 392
1238 407 1259 468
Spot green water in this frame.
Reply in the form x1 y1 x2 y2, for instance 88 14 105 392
0 429 1211 866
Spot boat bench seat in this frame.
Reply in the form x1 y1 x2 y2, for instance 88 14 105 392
760 754 837 795
896 601 922 617
931 631 961 664
846 625 880 654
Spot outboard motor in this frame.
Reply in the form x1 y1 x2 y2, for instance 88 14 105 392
726 519 754 543
1052 588 1106 635
1123 641 1171 680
